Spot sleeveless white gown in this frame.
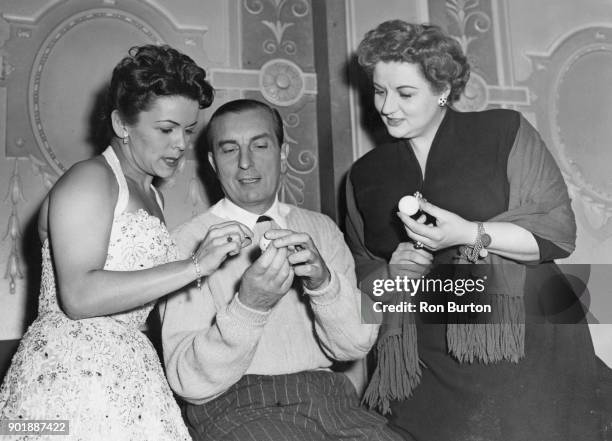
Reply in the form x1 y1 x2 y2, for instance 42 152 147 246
0 147 191 440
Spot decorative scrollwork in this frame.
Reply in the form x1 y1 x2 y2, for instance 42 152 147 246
262 20 294 47
284 112 300 128
281 40 297 56
3 160 25 294
243 0 265 15
446 0 491 54
244 0 309 18
278 143 317 206
283 131 316 174
245 0 309 56
277 108 317 206
263 39 278 54
17 28 31 38
292 150 317 173
279 165 305 206
291 0 310 18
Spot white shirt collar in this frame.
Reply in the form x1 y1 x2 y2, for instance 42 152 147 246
210 196 289 231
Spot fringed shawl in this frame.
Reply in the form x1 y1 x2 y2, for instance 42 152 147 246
358 115 576 414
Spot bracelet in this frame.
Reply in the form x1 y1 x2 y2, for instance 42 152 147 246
465 222 491 262
190 252 202 289
478 222 492 258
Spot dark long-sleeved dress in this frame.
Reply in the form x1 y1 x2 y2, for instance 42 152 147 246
346 108 609 441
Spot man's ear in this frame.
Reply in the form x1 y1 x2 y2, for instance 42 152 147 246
110 110 128 139
208 151 217 173
280 142 288 174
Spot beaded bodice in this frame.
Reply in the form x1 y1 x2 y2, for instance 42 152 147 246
37 147 178 328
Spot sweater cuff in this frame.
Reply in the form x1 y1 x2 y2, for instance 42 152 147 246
226 294 271 327
304 270 340 306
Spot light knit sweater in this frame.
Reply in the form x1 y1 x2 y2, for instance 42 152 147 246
159 201 379 405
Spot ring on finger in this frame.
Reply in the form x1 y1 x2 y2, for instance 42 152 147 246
414 241 425 249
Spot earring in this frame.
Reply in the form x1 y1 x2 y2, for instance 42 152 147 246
438 96 448 107
122 136 129 145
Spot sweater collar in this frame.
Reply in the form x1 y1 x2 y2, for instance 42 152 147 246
210 196 290 230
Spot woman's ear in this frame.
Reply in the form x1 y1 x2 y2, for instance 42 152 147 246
110 110 129 140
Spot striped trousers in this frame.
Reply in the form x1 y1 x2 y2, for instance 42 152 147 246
182 370 403 441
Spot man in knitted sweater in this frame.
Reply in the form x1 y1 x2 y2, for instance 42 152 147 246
159 99 400 441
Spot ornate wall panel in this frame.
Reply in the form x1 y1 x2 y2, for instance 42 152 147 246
525 26 612 241
429 1 612 254
242 0 313 69
3 0 208 166
239 0 319 211
429 0 529 112
431 0 497 84
0 0 216 337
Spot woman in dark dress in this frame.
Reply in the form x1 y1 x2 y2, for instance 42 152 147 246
346 20 605 441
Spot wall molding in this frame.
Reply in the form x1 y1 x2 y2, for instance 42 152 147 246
525 25 612 239
29 8 164 174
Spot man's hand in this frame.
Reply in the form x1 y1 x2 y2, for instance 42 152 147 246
238 245 294 311
265 229 331 291
389 242 434 279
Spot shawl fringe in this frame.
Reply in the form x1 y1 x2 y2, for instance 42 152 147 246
362 322 420 415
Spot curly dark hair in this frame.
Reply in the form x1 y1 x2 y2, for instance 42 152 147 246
104 44 214 132
357 20 470 103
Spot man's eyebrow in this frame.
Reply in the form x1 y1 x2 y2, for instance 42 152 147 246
217 139 238 148
216 133 271 147
250 133 271 142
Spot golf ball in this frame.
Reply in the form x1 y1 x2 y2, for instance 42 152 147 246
398 195 420 216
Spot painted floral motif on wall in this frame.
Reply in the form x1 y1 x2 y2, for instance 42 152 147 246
242 0 319 210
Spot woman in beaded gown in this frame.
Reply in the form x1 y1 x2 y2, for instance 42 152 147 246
0 45 252 440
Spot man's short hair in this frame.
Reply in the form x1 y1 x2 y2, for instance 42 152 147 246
205 99 284 151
